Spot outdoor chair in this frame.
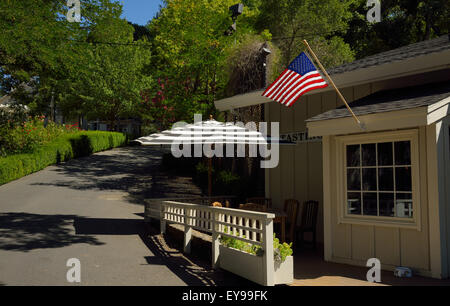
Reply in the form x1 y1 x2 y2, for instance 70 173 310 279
297 200 319 249
239 203 267 212
283 199 301 246
246 197 272 209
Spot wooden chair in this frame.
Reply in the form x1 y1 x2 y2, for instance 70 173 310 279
239 203 267 212
297 201 319 249
246 197 272 209
283 199 301 245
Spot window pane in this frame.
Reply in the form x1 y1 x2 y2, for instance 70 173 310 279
395 141 411 165
379 193 394 217
363 193 378 216
396 194 413 218
362 144 376 166
347 145 360 167
362 168 377 191
378 168 394 191
348 193 361 215
347 169 361 191
378 142 393 166
395 167 412 191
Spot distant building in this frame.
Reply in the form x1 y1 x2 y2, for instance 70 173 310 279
87 118 142 137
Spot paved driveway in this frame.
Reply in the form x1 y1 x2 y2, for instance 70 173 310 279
0 146 244 286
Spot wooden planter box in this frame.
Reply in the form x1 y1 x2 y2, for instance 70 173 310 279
219 245 293 286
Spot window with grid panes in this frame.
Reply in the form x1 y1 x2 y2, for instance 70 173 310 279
346 141 413 219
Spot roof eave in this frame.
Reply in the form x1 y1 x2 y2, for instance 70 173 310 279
215 49 450 112
427 96 450 125
307 107 428 137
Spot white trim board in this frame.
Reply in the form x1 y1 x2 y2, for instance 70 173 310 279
307 96 450 138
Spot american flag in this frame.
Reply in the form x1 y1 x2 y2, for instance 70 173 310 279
262 52 328 107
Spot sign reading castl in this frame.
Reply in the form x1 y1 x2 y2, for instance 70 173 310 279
280 131 322 144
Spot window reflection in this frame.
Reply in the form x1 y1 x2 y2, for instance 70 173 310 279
379 193 394 217
347 193 362 215
363 193 377 216
362 144 376 166
396 194 413 218
395 141 411 165
347 145 360 167
378 142 393 166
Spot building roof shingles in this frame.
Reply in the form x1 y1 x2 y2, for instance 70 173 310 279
328 35 450 75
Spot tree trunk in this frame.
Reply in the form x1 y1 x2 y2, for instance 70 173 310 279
109 114 116 132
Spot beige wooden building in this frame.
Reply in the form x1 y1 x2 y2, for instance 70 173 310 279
215 35 450 278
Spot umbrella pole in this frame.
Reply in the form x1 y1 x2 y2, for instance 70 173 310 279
208 158 212 198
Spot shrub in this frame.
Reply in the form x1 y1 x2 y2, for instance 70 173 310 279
0 115 81 157
0 131 127 185
215 170 241 195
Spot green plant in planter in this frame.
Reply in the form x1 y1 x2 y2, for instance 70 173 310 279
220 227 293 262
273 235 293 262
220 228 263 256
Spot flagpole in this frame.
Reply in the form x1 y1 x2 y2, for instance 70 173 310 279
302 40 364 129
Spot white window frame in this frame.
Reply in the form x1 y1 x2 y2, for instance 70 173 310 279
335 129 421 230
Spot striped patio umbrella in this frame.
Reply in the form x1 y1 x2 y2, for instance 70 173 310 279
134 119 277 146
134 118 287 197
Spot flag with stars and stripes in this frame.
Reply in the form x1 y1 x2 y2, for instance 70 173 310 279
262 52 328 107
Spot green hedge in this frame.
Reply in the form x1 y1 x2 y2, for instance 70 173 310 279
0 131 127 185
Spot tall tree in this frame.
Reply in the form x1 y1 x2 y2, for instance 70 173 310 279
59 13 153 129
148 0 262 125
344 0 450 59
254 0 357 68
0 0 122 87
0 0 154 129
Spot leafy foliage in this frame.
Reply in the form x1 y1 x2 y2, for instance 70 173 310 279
0 114 80 157
344 0 450 59
273 235 293 262
147 0 265 125
254 0 357 68
0 0 124 88
225 34 281 95
0 0 154 130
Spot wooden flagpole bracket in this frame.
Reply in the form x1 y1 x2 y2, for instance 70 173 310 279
302 40 365 130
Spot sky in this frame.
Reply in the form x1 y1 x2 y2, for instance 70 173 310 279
120 0 164 25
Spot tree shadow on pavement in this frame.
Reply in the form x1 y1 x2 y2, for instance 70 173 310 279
73 218 145 236
0 213 104 252
140 223 255 287
30 147 202 206
72 216 243 286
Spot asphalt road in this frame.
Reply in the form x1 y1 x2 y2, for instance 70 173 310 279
0 146 242 286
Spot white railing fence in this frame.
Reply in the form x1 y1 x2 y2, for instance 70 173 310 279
144 196 237 221
160 201 276 286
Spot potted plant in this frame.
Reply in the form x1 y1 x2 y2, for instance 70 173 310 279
219 230 294 285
